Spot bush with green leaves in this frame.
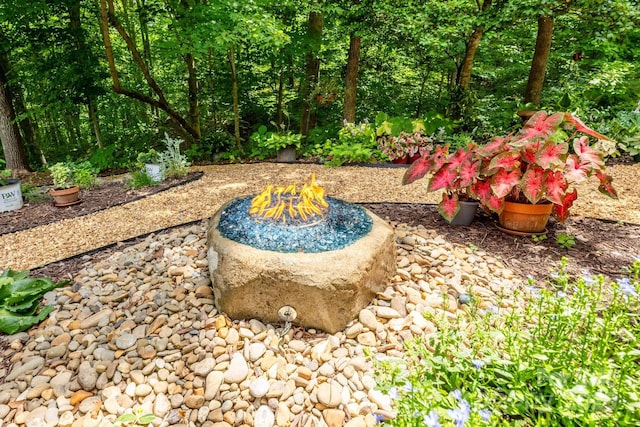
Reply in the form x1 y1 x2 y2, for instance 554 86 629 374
375 257 640 426
127 170 159 189
157 133 190 178
319 121 379 166
48 161 98 189
249 126 303 159
0 270 69 334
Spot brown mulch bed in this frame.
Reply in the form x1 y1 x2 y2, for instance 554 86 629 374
0 172 203 236
361 203 640 282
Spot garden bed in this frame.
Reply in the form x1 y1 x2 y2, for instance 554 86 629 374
0 172 203 236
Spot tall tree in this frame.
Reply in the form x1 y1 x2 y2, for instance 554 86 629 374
342 34 361 123
458 0 493 90
523 15 554 106
299 11 323 136
0 58 30 174
68 0 104 149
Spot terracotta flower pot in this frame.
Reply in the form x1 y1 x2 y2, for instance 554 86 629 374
50 186 81 207
498 201 552 233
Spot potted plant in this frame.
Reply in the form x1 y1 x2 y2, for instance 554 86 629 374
376 115 433 164
157 133 191 178
0 169 23 212
403 142 481 225
250 126 302 163
137 148 164 182
48 161 98 207
469 111 616 233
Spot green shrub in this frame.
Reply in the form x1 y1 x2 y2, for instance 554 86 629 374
375 257 640 426
157 133 190 178
0 270 69 334
48 161 98 189
127 170 159 189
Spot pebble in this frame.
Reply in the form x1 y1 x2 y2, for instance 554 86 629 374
115 333 137 349
250 377 270 398
205 371 224 400
317 381 343 408
0 223 525 427
77 361 98 390
254 405 275 427
223 353 249 384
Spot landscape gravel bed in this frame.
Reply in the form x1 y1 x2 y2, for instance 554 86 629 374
0 222 526 427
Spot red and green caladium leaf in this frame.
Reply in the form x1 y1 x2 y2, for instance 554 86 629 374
596 171 618 199
536 140 568 169
552 189 578 223
428 166 458 192
438 192 460 222
459 160 481 187
544 171 568 205
515 111 564 142
477 135 510 156
573 136 604 169
564 113 611 141
402 155 432 185
488 152 521 172
564 154 590 183
521 167 545 204
490 169 521 198
471 180 492 205
447 148 473 170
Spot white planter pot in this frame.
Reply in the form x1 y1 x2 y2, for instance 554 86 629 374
0 179 23 212
145 163 164 182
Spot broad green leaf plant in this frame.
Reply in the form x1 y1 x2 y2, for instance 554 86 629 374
0 270 68 334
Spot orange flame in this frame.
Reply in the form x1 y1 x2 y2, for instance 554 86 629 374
249 174 329 224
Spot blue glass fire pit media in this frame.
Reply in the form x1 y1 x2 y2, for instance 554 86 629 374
217 196 373 253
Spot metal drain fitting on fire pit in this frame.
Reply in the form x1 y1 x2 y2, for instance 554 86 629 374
206 197 396 334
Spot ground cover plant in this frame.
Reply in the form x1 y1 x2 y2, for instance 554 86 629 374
0 270 68 334
375 257 640 426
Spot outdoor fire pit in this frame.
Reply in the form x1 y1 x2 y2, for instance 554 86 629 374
206 175 396 333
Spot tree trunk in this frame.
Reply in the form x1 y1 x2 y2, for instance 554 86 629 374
342 34 361 123
299 11 323 136
276 70 284 129
415 67 431 117
69 0 104 149
185 52 200 148
0 63 30 174
0 50 45 166
459 27 483 89
228 45 241 149
524 15 554 106
88 99 104 149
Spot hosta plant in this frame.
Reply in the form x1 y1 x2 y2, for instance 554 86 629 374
404 112 618 222
0 270 69 334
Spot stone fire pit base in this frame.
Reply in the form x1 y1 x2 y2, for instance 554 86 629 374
206 203 396 334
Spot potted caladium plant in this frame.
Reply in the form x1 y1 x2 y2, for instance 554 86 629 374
404 111 618 233
473 111 617 233
403 142 482 225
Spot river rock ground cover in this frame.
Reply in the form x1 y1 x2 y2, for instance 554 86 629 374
0 162 639 427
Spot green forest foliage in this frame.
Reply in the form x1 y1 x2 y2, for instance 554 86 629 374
0 0 639 170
